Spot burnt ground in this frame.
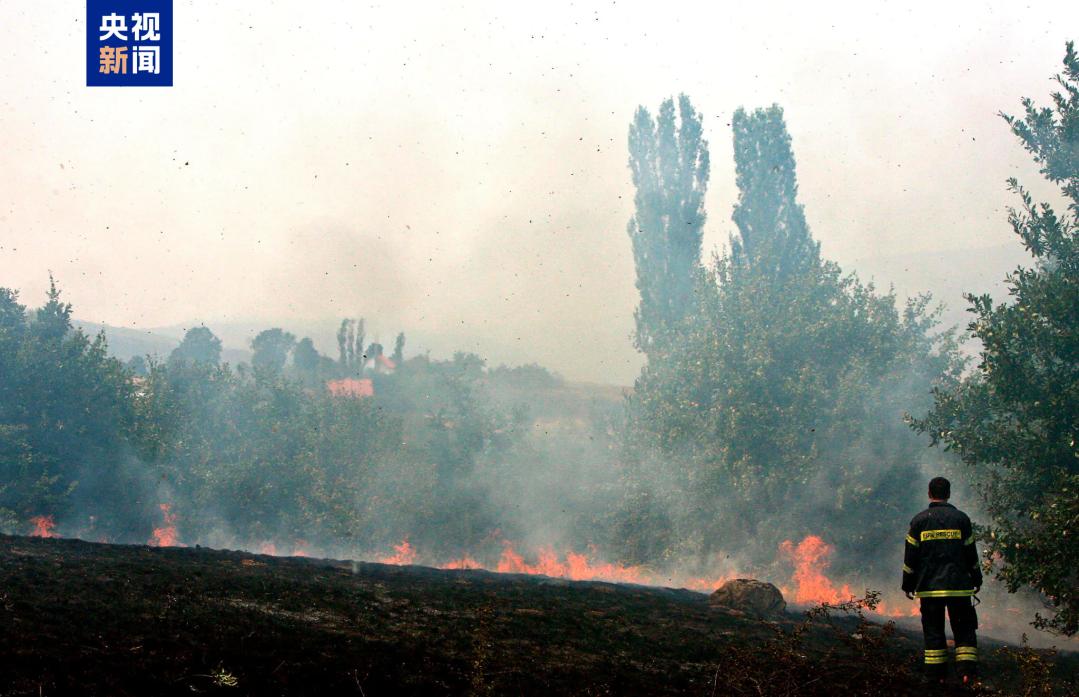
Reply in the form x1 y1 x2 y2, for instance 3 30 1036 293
1 535 1075 697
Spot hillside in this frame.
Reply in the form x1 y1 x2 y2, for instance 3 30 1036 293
2 535 1075 696
72 320 251 365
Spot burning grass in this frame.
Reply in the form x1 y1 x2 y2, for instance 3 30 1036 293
2 534 1076 696
24 507 924 621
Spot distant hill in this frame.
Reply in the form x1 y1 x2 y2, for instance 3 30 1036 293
73 320 250 365
77 240 1030 381
73 320 178 361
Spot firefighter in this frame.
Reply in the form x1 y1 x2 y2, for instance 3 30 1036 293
902 476 982 685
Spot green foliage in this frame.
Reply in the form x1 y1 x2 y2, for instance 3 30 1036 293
996 636 1079 697
292 337 320 381
142 357 407 545
730 105 820 281
627 94 710 358
487 362 563 390
621 108 959 576
335 318 367 376
250 328 296 373
0 281 533 553
911 43 1079 636
376 352 524 555
0 280 141 535
169 325 222 366
126 354 148 376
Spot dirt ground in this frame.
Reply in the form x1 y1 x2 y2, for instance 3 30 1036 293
0 534 1073 696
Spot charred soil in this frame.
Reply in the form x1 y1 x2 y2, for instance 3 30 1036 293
0 535 1074 696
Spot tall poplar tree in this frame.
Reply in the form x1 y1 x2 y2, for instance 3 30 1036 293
730 105 820 280
627 94 710 359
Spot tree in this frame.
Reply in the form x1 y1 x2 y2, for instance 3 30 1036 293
730 105 820 281
0 280 141 535
251 328 296 373
293 337 320 377
32 274 72 343
392 332 406 364
620 106 958 576
353 319 366 371
336 319 349 368
911 43 1079 636
336 318 366 375
169 325 222 366
626 94 710 359
345 321 356 369
126 355 149 376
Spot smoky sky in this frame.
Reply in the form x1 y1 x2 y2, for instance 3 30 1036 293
1 0 1075 383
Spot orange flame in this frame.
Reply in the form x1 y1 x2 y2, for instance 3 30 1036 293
378 539 417 565
493 541 646 583
779 535 851 604
149 504 182 547
875 599 921 618
231 530 921 620
29 515 57 538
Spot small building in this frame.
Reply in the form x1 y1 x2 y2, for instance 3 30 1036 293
326 378 374 399
375 354 396 374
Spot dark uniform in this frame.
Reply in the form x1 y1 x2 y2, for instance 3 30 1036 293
902 501 982 678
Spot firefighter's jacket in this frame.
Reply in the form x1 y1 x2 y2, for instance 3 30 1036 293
902 501 983 597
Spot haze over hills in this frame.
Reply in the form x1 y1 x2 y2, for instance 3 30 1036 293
72 320 251 366
74 240 1029 383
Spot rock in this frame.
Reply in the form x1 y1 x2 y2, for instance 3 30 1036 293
708 578 786 617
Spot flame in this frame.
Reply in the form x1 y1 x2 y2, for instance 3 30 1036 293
779 535 852 604
141 526 920 620
778 535 918 617
29 515 57 538
875 599 921 618
375 538 646 583
494 541 646 583
149 503 182 547
378 539 417 565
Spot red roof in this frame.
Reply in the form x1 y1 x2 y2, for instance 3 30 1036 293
326 378 374 398
377 355 396 370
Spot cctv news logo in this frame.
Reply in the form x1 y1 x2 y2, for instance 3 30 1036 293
86 0 173 86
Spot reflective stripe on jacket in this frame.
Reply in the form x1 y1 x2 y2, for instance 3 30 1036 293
902 502 982 597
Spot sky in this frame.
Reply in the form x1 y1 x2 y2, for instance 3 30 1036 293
1 1 1076 383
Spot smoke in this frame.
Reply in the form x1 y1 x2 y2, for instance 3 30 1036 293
4 0 1077 652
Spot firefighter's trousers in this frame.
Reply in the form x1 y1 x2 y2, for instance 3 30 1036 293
920 596 978 677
